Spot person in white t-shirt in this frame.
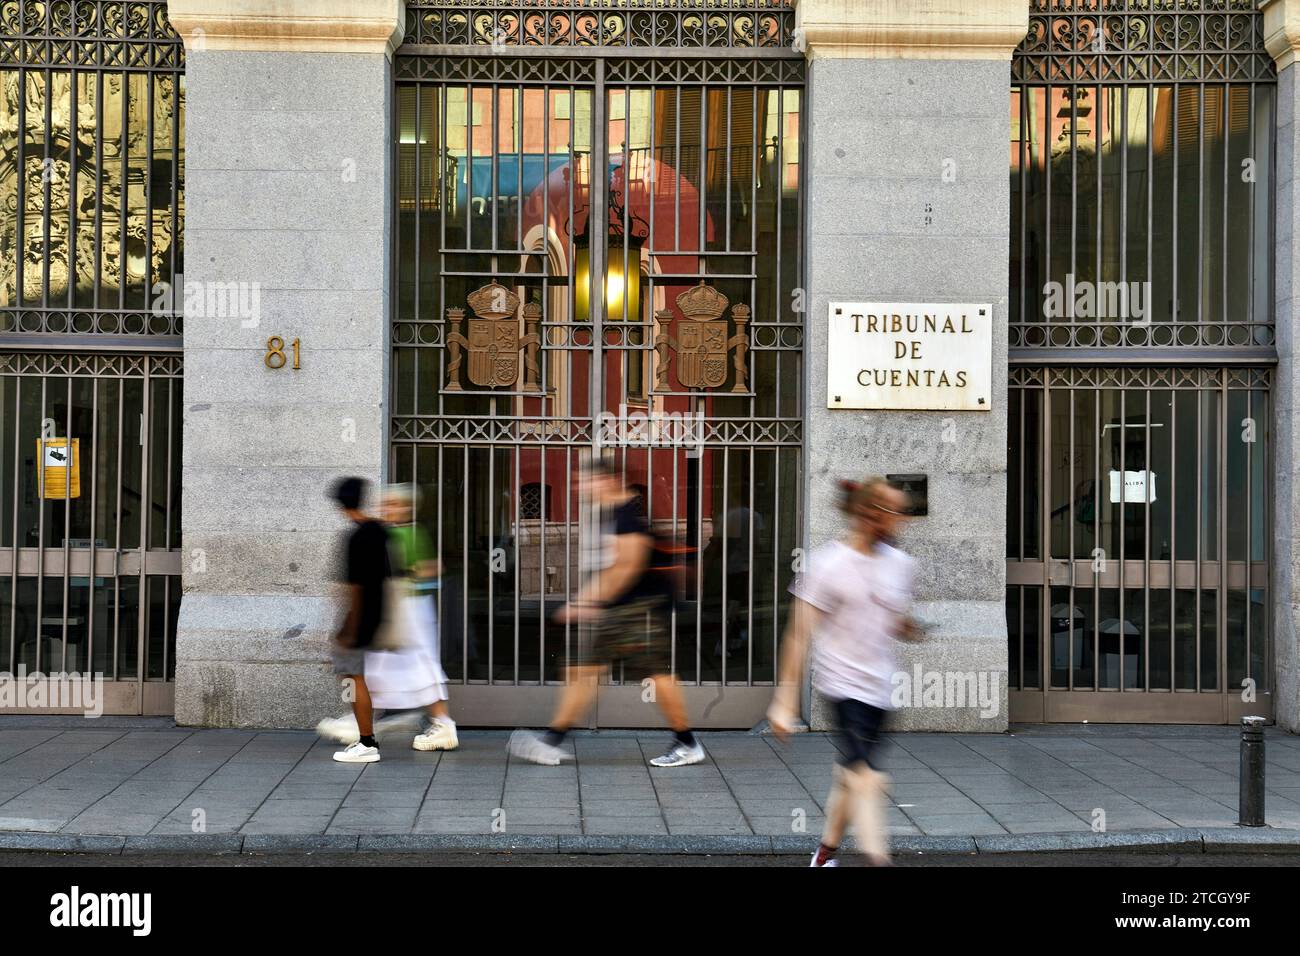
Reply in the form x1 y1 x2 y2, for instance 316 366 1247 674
768 476 920 867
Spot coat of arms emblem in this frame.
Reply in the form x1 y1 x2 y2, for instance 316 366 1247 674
653 281 750 393
444 282 541 391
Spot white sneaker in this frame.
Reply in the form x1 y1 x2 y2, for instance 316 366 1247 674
316 714 360 745
507 729 567 766
376 710 425 737
333 741 380 763
809 850 840 868
649 739 706 768
413 719 459 752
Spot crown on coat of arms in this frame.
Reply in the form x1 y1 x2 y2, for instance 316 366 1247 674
466 282 520 320
676 281 729 322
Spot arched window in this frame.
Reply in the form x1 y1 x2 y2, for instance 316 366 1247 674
520 482 550 521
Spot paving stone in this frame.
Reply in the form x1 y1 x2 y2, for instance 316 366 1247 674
64 813 169 836
326 808 419 833
912 813 1008 836
577 801 666 816
341 790 427 809
249 798 344 816
582 817 669 835
412 816 496 834
1000 818 1093 834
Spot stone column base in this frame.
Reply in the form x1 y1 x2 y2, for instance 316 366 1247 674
175 594 342 728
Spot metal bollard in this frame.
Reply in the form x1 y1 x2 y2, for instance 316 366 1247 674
1238 716 1266 827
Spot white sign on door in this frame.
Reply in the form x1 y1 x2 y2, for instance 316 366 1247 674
826 302 993 411
1109 470 1156 504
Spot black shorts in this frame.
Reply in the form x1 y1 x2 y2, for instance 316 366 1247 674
833 698 888 769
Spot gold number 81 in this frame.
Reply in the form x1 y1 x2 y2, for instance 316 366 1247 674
265 336 286 369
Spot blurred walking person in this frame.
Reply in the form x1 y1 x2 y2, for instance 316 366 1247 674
508 457 704 768
318 483 458 753
767 477 918 867
383 484 458 752
322 477 389 763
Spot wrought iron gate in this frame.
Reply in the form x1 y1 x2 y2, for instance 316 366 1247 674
0 1 185 714
391 3 805 726
1007 0 1275 723
0 351 182 714
1006 365 1271 723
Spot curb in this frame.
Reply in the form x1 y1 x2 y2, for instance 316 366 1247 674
971 828 1206 855
0 832 127 853
124 834 244 855
242 834 361 854
1197 827 1300 852
0 827 1297 857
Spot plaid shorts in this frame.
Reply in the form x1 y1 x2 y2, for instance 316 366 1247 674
572 598 672 680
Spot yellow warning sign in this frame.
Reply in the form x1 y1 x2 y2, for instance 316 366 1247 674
37 438 80 499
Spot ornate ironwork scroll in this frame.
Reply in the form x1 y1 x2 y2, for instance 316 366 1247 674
653 281 749 393
1014 0 1274 85
402 0 795 50
0 0 183 68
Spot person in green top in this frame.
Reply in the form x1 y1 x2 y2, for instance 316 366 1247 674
380 484 458 751
388 513 438 587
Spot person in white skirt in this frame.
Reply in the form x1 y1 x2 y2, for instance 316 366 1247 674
318 484 458 753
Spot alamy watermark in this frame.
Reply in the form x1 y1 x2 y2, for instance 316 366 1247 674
890 665 1001 719
596 403 705 458
151 272 262 328
0 666 104 717
50 886 151 936
1043 273 1150 325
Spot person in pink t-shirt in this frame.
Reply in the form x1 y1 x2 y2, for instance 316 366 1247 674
769 476 922 867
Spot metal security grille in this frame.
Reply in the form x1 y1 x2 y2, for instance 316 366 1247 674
0 351 182 714
401 0 795 49
0 1 184 714
1007 1 1275 723
1006 365 1270 723
392 4 804 727
1011 0 1275 354
0 0 185 346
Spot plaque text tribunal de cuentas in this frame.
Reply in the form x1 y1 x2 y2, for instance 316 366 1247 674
826 302 993 412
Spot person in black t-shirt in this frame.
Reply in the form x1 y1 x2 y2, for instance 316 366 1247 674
321 476 391 764
507 457 705 769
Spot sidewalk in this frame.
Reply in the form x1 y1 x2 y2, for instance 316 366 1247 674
1 719 1299 855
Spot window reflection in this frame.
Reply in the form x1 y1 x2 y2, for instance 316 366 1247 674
1009 82 1272 336
0 69 184 321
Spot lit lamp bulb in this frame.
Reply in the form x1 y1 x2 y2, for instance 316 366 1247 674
605 270 624 314
574 242 640 323
603 251 639 322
